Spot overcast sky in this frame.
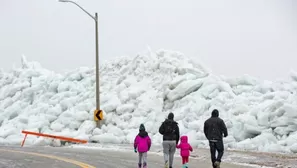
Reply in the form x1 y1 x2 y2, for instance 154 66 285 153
0 0 296 80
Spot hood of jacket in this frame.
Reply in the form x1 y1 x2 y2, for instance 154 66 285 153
138 130 148 138
164 119 178 125
211 109 219 117
180 136 188 143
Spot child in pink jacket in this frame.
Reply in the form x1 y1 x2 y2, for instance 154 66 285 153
134 124 151 168
176 135 193 168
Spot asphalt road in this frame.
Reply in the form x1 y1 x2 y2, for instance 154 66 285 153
0 145 252 168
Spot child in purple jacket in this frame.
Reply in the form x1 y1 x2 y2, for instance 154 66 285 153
134 123 151 168
176 135 193 168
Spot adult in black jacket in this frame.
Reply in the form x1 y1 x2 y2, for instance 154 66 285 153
159 112 180 168
204 109 228 168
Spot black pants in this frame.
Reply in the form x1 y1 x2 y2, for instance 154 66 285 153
209 140 224 168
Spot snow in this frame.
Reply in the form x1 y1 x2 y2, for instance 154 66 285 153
90 133 122 144
1 49 297 154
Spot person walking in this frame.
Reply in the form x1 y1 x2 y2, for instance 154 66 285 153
204 109 228 168
134 123 151 168
176 135 193 168
159 112 180 168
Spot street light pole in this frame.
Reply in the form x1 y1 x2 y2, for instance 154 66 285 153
95 13 100 112
59 0 100 121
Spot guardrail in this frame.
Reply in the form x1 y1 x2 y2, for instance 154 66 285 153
21 130 88 147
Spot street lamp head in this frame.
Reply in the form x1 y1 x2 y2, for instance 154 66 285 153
58 0 96 21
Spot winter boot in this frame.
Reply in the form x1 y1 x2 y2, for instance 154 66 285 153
214 161 220 168
143 162 147 168
138 163 142 168
164 161 169 168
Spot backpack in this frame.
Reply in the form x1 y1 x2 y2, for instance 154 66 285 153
163 121 175 135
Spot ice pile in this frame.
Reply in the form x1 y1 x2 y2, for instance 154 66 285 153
1 49 297 153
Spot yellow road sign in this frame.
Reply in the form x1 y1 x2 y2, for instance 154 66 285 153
94 110 103 121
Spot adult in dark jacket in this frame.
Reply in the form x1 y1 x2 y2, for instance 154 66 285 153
159 112 180 168
204 109 228 168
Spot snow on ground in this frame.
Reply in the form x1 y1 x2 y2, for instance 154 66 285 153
1 49 297 155
68 143 297 168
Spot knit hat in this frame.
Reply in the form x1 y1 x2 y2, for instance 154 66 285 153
139 124 145 131
168 112 174 120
